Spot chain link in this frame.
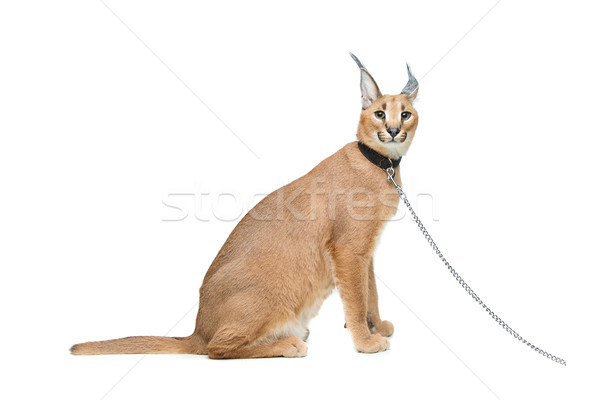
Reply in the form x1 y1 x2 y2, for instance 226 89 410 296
385 167 566 366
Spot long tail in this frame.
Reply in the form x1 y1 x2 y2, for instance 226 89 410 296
70 335 205 355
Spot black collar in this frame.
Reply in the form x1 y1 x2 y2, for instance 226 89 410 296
357 141 402 170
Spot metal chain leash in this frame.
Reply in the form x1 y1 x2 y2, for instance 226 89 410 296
385 167 566 366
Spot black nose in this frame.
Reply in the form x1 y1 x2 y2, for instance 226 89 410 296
387 127 400 138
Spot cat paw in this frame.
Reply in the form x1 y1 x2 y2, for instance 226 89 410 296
355 333 390 354
282 336 308 357
372 320 394 337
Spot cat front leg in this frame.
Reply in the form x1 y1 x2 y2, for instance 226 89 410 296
367 257 394 337
331 248 389 353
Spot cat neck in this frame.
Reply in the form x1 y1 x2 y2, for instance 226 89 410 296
357 141 402 170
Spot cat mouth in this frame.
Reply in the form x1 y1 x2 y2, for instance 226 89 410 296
377 132 408 143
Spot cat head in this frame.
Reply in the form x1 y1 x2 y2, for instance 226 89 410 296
350 53 419 160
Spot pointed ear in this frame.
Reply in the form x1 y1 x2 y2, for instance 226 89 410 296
349 52 382 109
359 69 382 109
400 63 419 101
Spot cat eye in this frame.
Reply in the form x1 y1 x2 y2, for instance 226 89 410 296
374 111 385 120
401 111 412 120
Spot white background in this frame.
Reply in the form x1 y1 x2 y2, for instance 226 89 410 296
1 1 599 399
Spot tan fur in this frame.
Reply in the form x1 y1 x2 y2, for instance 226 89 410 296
71 65 419 359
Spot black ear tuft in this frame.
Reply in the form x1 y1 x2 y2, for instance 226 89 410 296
349 52 365 70
400 63 419 99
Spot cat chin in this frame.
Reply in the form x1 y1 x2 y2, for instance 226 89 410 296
367 138 411 159
384 141 410 159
